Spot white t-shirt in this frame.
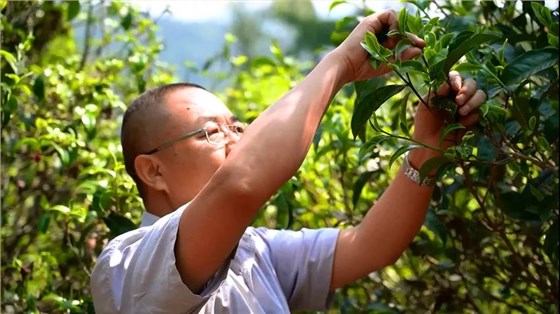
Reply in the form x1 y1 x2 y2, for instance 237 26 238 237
90 204 340 313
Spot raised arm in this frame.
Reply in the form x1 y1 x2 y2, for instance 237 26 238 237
175 10 424 292
329 72 487 290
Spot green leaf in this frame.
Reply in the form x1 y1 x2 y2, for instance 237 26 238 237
358 135 390 162
121 12 133 30
399 60 424 73
389 144 421 168
50 205 71 215
250 56 276 68
270 40 284 60
363 31 392 61
544 220 559 265
398 92 411 135
313 124 323 151
439 33 455 50
419 156 451 182
387 29 401 38
453 63 483 72
1 50 18 73
548 33 559 48
480 100 507 119
329 0 347 12
67 1 81 21
424 207 447 245
38 214 51 234
439 123 465 147
407 12 423 35
448 31 474 52
53 143 70 166
500 191 541 221
501 48 560 93
352 171 375 208
33 75 45 101
443 33 500 75
273 189 293 229
528 116 537 130
476 136 496 161
398 8 409 33
351 84 405 139
103 212 137 239
2 95 17 127
531 2 553 27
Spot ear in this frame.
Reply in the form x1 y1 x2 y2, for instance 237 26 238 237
134 154 169 193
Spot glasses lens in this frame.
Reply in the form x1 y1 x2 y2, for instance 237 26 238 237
205 124 246 145
206 130 227 145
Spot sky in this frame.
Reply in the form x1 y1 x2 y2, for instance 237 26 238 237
135 0 560 22
134 0 403 22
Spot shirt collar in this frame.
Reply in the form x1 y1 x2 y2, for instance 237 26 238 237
140 202 191 227
140 211 161 227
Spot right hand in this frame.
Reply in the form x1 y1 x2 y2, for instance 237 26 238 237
331 10 425 83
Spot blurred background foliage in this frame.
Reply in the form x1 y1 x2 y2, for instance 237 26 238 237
1 0 558 313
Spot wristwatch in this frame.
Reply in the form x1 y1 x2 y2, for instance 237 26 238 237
402 152 436 187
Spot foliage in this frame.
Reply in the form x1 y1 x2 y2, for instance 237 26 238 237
1 1 174 312
1 1 558 313
340 1 559 313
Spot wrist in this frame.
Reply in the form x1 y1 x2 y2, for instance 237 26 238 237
323 49 357 86
402 152 437 187
408 146 442 175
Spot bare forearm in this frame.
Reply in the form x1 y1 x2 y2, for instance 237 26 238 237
330 148 438 289
222 52 348 208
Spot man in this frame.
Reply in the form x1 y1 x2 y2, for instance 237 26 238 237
91 9 486 313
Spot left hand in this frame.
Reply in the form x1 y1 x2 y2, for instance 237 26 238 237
332 10 425 83
410 71 487 163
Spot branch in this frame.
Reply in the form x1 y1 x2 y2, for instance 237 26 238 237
78 2 94 71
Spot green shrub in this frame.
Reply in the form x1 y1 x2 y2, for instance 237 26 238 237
1 1 557 313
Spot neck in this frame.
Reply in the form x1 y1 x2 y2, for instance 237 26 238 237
143 190 179 217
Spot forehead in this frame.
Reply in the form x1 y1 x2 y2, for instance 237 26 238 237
164 87 233 124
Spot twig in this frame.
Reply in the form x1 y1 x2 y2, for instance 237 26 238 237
78 2 94 71
394 69 430 107
367 119 442 152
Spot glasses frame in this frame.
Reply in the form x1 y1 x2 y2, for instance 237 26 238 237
143 124 243 155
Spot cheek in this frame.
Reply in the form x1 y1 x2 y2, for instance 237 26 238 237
177 147 225 178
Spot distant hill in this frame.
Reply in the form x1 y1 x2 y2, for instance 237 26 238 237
155 18 229 87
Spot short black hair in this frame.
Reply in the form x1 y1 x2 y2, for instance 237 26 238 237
121 83 206 195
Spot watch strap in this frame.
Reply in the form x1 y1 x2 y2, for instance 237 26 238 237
402 152 436 187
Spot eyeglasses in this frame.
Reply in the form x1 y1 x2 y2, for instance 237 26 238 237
143 123 246 155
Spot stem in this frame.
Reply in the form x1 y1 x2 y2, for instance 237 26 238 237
367 119 442 152
78 2 94 71
394 69 430 107
433 1 449 18
463 162 558 306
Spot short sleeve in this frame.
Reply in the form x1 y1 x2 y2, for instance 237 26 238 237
252 227 340 311
90 207 230 314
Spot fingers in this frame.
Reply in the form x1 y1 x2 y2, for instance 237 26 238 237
448 71 462 93
399 47 423 61
455 78 476 105
458 111 481 127
372 9 398 33
432 73 486 117
364 10 399 48
405 32 426 48
458 90 486 116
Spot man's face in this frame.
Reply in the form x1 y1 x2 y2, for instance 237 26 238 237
153 87 241 206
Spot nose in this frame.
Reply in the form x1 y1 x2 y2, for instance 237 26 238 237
224 132 241 155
